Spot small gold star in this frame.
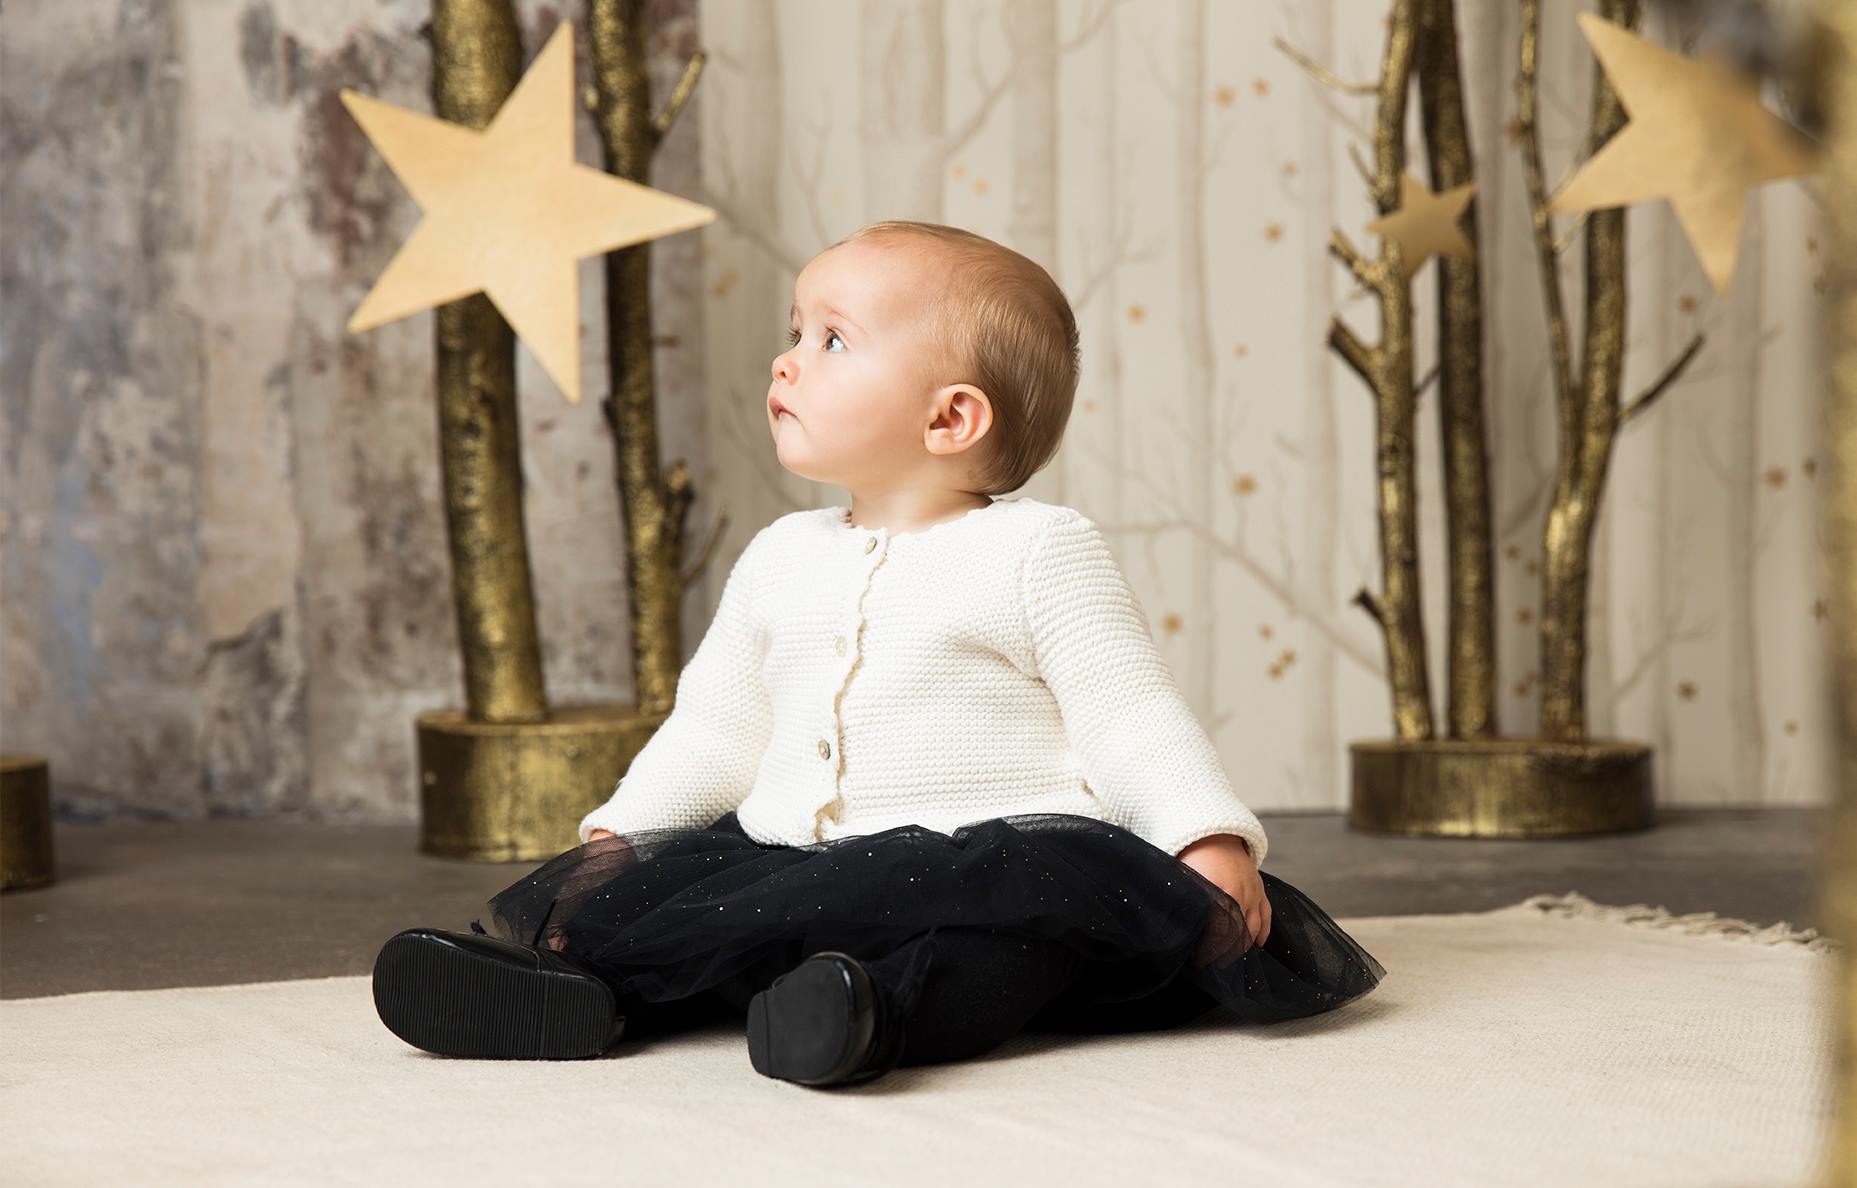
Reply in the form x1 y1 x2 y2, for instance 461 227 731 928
1677 680 1698 700
1763 466 1787 489
1264 222 1285 242
1233 474 1257 495
1259 625 1274 640
1365 172 1477 279
1213 85 1236 107
1253 78 1270 96
1161 612 1184 636
1128 304 1146 323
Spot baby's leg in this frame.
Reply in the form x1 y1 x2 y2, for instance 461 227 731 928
862 926 1086 1067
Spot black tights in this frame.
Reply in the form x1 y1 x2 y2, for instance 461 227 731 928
605 925 1220 1068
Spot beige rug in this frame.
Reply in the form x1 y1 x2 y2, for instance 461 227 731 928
1 894 1837 1188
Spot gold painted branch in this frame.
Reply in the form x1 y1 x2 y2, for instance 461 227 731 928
585 0 726 720
1316 0 1434 742
1416 0 1496 740
427 0 548 724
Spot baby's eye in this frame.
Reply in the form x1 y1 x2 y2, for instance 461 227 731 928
785 327 847 352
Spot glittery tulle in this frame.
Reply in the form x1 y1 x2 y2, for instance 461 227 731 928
482 811 1385 1029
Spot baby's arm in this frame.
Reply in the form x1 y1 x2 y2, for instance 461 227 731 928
578 529 775 843
1021 511 1269 865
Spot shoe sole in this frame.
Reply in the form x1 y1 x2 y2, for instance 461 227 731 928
372 931 620 1059
745 954 881 1086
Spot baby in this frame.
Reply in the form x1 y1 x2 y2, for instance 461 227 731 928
370 221 1398 1087
589 220 1271 950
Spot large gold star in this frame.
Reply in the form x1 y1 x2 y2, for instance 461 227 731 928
1364 172 1477 279
340 21 714 402
1547 11 1817 295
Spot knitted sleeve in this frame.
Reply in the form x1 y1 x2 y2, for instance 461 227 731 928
577 528 774 843
1020 511 1269 865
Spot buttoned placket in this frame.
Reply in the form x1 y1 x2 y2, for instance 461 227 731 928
812 525 889 842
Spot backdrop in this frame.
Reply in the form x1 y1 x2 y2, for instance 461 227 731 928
0 0 1831 821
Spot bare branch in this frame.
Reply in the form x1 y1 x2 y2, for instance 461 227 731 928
653 50 706 141
1328 316 1376 391
1328 227 1377 287
1273 35 1379 96
1621 333 1706 424
1353 586 1387 630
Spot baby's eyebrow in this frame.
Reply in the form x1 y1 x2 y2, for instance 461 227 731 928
789 301 866 335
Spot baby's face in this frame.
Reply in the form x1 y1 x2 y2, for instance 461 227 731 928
769 241 952 489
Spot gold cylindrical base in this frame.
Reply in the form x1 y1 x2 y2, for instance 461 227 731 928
415 702 666 861
1348 737 1654 838
1 754 55 891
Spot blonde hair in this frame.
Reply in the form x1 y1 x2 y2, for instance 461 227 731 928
829 220 1080 496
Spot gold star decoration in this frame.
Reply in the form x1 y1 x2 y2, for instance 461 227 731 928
1364 172 1476 279
1547 11 1818 296
340 22 715 402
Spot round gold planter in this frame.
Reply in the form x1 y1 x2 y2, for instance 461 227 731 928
415 702 666 861
1348 737 1654 838
1 753 55 891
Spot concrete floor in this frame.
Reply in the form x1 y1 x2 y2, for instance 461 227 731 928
0 807 1827 999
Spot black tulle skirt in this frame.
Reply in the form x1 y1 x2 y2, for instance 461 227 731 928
482 811 1385 1032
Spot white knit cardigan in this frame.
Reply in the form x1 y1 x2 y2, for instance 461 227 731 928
578 496 1269 864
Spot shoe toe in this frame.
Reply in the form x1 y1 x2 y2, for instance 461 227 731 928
745 952 884 1087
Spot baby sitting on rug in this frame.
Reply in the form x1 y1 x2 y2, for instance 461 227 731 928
372 219 1385 1087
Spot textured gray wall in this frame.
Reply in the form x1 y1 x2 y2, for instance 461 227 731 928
2 0 714 822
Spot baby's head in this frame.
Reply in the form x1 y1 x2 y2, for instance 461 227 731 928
769 221 1079 499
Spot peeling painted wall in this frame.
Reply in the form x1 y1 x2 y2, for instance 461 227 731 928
2 0 714 822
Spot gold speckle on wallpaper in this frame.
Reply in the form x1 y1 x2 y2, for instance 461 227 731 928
1517 608 1535 626
1763 466 1787 489
1252 77 1269 96
951 163 966 178
1282 162 1298 179
973 179 988 195
1259 625 1274 641
1213 84 1236 107
1804 458 1818 477
1678 293 1699 314
1233 342 1249 358
1785 721 1799 736
1160 612 1184 636
1127 304 1146 323
1815 598 1830 622
1267 649 1297 681
1232 474 1257 496
710 267 740 299
1083 399 1097 412
1678 681 1700 701
1263 222 1284 242
1505 544 1522 560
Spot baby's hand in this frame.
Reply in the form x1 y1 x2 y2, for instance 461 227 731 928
587 828 616 842
1175 834 1271 959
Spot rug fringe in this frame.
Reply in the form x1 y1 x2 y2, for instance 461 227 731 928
1517 891 1840 954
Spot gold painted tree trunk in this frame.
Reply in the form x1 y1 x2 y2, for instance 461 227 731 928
1518 0 1710 744
1328 0 1434 742
429 0 548 724
1416 0 1496 740
586 0 726 719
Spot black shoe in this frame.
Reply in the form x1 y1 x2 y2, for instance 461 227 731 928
745 951 892 1087
372 927 625 1059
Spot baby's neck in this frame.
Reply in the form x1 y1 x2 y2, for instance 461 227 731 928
844 493 993 536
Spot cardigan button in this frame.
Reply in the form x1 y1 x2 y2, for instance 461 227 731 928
817 739 832 760
835 636 847 656
863 537 877 553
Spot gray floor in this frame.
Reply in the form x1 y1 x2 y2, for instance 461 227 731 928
0 807 1827 999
